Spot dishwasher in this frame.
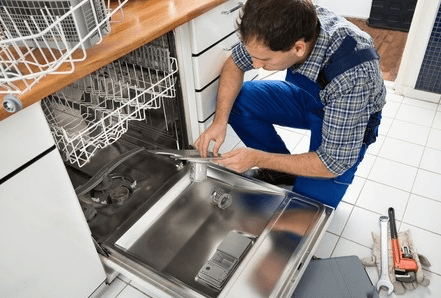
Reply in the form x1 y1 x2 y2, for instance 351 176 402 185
6 3 335 298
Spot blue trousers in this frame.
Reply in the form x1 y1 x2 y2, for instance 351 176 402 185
228 73 367 207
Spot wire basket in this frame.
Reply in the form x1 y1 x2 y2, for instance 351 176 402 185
0 0 127 95
42 40 178 167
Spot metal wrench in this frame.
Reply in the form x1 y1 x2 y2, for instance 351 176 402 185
377 215 394 294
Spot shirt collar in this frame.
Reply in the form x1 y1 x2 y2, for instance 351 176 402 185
289 22 330 82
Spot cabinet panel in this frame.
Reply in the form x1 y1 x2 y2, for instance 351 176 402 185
195 80 218 122
0 103 55 180
192 33 239 90
189 0 244 54
0 150 106 298
195 70 259 123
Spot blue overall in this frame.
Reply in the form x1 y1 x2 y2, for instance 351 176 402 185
229 36 381 207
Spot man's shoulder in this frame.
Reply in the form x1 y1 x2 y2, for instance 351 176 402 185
316 5 373 51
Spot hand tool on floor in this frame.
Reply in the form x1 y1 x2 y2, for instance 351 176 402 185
395 271 416 283
362 219 431 295
376 215 394 294
402 245 412 259
394 243 416 283
388 208 418 275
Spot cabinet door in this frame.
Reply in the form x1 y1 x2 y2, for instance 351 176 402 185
192 33 239 90
0 150 106 298
189 0 245 54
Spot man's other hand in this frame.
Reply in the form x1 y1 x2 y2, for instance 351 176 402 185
194 123 227 157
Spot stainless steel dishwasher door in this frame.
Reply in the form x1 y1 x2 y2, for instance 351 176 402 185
103 165 333 298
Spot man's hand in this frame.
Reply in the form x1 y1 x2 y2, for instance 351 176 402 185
194 123 227 157
217 148 261 173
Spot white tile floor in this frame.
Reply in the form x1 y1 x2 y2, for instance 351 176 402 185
95 81 441 297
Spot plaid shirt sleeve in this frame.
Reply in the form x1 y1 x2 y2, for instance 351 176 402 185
231 42 254 72
316 59 386 175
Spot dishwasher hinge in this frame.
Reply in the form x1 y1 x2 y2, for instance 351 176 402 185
92 236 110 257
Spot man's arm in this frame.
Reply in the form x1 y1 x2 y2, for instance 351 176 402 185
219 148 337 178
256 150 336 178
194 56 244 157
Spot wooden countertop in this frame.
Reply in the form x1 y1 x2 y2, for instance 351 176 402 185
0 0 225 121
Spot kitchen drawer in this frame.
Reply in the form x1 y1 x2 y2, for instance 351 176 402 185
189 0 245 54
195 70 259 123
192 33 239 90
0 102 55 180
195 80 218 122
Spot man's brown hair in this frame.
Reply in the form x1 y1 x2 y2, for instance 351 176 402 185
238 0 318 51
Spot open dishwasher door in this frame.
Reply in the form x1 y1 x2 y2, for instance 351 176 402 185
219 192 333 298
98 159 333 298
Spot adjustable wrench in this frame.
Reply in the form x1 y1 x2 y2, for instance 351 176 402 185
377 215 394 294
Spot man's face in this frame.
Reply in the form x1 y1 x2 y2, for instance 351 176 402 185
245 39 305 71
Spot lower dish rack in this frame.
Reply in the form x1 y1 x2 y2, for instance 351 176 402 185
42 37 178 167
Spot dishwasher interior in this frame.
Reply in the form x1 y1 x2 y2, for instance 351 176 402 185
64 143 333 298
41 32 187 168
102 155 332 298
40 31 333 297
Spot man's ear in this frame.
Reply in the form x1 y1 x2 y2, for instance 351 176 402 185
292 40 307 57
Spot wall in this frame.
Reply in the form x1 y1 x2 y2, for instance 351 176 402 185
314 0 373 19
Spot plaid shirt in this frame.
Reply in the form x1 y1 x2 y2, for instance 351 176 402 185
231 5 386 175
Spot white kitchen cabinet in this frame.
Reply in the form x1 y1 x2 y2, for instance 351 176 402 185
0 103 55 179
189 0 244 54
0 103 106 298
192 33 239 90
175 0 257 150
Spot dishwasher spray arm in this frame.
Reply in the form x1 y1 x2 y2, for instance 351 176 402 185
75 147 144 196
147 149 221 163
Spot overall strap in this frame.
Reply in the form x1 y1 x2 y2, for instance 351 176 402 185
317 35 379 89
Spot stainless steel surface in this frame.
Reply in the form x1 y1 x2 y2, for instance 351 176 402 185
112 170 284 297
221 191 332 298
101 163 333 298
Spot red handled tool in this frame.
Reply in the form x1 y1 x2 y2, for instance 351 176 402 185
388 207 418 272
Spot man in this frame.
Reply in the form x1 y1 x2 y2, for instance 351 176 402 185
194 0 386 207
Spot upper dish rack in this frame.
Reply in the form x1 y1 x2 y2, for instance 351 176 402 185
0 0 127 96
42 38 178 167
